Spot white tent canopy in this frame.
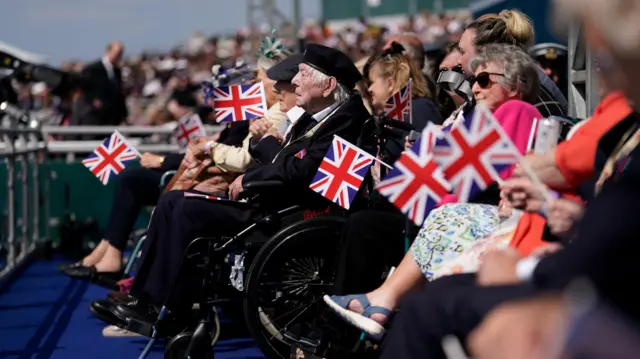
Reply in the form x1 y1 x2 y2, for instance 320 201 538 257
0 41 47 65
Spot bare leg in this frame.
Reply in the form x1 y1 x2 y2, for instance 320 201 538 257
81 239 109 266
347 251 425 324
94 244 123 272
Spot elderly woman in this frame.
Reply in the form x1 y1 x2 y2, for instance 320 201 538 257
325 43 543 339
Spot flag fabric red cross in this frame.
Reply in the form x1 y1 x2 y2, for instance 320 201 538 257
376 124 450 226
384 80 412 123
82 131 140 185
173 113 206 150
212 82 267 123
432 104 521 202
310 135 375 210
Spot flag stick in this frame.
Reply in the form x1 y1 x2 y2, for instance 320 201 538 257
442 335 470 359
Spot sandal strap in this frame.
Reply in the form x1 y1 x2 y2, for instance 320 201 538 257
362 305 392 319
329 294 371 310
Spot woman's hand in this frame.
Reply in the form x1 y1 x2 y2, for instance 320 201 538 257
546 198 584 237
500 177 546 212
140 153 165 169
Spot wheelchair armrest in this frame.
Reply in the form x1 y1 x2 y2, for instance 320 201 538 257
160 170 178 187
243 180 285 190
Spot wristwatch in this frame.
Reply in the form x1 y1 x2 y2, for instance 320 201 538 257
204 140 216 156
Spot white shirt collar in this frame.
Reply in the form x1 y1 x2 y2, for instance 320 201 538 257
312 102 340 123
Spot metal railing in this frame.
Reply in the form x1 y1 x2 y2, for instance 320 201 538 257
0 122 50 283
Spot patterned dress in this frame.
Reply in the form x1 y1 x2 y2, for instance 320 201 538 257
410 203 501 281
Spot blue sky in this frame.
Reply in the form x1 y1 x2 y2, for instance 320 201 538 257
0 0 321 66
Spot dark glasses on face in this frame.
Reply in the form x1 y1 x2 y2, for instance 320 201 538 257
471 72 505 89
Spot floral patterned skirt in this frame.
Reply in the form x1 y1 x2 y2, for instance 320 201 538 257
410 203 501 281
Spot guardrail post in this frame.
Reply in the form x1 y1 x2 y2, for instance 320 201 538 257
20 132 29 255
3 129 16 270
29 132 39 246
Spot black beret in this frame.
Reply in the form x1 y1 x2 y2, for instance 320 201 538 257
267 53 303 82
302 44 361 89
528 43 568 61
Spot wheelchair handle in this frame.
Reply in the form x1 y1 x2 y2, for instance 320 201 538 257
377 116 415 132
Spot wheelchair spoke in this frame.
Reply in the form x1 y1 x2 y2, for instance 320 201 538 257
266 297 323 341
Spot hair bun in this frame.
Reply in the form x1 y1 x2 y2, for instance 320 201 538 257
386 41 406 55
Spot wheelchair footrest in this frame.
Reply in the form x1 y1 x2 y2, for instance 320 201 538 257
125 318 155 338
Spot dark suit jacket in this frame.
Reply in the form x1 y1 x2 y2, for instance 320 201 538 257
248 114 316 165
79 60 127 126
532 116 640 321
242 95 370 206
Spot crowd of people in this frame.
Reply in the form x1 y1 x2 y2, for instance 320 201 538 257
46 0 640 358
18 12 471 137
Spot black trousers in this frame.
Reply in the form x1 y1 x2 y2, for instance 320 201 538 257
105 166 163 251
130 190 255 311
333 209 418 295
380 273 540 359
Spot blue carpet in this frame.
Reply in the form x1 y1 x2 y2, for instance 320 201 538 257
0 257 265 359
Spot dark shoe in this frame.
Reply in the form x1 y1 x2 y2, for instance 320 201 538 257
108 291 133 304
90 299 126 327
110 298 159 324
58 261 84 273
92 272 126 291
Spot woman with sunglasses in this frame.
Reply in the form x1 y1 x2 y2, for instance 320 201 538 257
324 43 543 340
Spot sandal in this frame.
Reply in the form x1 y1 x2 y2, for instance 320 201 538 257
323 294 391 340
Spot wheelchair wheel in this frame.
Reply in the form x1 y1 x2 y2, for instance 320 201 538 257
164 330 216 359
244 216 346 359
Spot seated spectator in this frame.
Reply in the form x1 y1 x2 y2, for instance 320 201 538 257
60 44 292 278
89 44 370 330
325 42 542 339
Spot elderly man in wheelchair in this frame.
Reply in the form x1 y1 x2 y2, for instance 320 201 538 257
88 44 370 355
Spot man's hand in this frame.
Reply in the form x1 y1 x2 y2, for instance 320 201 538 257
229 175 245 200
500 177 546 212
477 249 521 286
93 99 102 109
265 126 284 143
547 198 584 237
468 295 566 359
404 136 413 151
249 118 273 138
140 152 165 169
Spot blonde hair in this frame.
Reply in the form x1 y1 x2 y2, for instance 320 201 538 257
363 42 432 99
467 10 535 50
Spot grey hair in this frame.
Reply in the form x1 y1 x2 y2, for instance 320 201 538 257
257 50 292 72
469 43 540 103
308 66 352 103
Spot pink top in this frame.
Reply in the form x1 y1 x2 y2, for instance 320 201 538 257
439 100 541 205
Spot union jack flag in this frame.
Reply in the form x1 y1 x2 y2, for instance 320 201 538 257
173 114 206 150
212 82 267 123
384 80 412 123
432 104 521 202
82 131 140 185
376 124 451 226
310 136 375 210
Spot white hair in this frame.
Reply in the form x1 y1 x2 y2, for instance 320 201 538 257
308 66 351 102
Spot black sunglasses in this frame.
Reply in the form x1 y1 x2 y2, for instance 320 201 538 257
471 72 505 89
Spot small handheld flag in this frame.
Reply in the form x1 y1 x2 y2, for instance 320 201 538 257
377 123 451 226
310 136 375 210
211 82 267 123
173 113 206 150
432 104 522 202
384 80 412 123
82 131 140 185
